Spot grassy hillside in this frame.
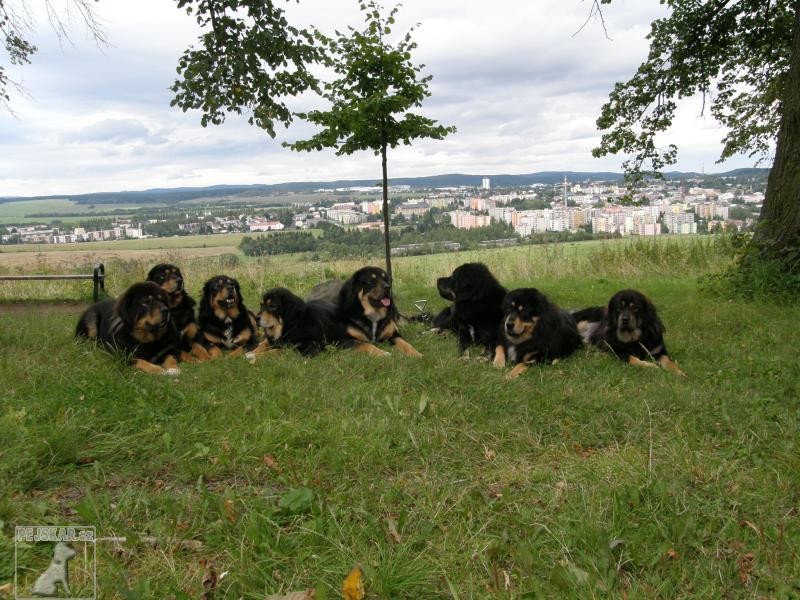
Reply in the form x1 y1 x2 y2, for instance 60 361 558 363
1 238 798 598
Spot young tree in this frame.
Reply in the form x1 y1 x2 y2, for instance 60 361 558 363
284 1 455 278
591 0 799 279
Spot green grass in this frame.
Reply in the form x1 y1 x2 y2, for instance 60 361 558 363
1 239 799 598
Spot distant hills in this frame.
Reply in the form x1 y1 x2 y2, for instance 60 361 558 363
0 168 770 205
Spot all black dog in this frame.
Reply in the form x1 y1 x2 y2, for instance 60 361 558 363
573 289 685 375
335 266 422 357
146 263 210 361
195 275 264 358
75 281 181 375
258 287 351 356
494 288 582 379
436 263 506 357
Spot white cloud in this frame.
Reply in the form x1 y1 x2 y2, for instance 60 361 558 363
0 0 759 197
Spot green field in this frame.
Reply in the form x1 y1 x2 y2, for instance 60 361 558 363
1 238 798 598
0 199 162 224
0 232 251 254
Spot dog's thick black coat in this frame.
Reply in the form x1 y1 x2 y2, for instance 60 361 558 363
335 266 421 356
75 281 181 369
495 288 582 375
573 289 684 374
147 263 198 351
196 275 261 354
258 287 351 356
436 262 506 356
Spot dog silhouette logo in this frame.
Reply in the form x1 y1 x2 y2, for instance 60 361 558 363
31 541 76 597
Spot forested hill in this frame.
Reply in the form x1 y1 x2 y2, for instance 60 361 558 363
0 168 769 205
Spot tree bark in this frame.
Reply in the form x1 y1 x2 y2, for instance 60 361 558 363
755 1 800 255
381 143 393 279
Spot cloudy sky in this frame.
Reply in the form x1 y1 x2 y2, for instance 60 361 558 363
0 0 758 197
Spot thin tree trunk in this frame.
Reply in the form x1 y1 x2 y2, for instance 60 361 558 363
754 1 800 256
381 143 393 279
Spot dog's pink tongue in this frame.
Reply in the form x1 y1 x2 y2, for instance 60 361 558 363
381 297 391 307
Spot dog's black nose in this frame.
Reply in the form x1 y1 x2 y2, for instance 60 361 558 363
505 320 515 334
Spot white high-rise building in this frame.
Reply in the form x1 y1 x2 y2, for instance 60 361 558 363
481 177 491 190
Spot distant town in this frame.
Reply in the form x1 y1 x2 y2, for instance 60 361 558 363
0 173 764 245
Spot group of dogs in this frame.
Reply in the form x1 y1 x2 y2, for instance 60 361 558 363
75 262 685 378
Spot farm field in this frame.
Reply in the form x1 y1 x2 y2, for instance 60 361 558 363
1 238 798 598
0 199 161 224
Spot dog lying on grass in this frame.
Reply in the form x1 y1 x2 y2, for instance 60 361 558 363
335 266 422 357
573 289 685 375
75 281 181 375
436 263 506 358
494 288 583 379
258 287 351 356
195 275 268 359
146 263 210 362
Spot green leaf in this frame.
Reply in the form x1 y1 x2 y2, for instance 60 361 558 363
278 487 314 514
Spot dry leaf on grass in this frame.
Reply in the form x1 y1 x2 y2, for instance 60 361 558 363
200 558 218 599
666 548 679 560
737 552 755 585
223 498 236 523
342 564 365 600
265 589 315 600
386 517 401 543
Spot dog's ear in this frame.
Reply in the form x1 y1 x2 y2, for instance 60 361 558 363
199 278 214 310
232 278 243 304
454 273 477 302
119 284 147 328
202 278 213 296
283 291 306 322
641 294 665 338
338 273 358 309
606 293 621 329
530 289 550 314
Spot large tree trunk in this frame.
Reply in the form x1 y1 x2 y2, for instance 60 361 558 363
381 143 393 279
754 1 800 256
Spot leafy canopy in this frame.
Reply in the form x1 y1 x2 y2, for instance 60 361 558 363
592 0 796 182
284 1 455 156
170 0 323 137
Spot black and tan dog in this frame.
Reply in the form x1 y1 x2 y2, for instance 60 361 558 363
335 266 422 357
75 281 181 375
436 262 506 357
146 263 210 361
493 288 582 379
258 287 350 356
195 275 266 359
573 289 685 375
